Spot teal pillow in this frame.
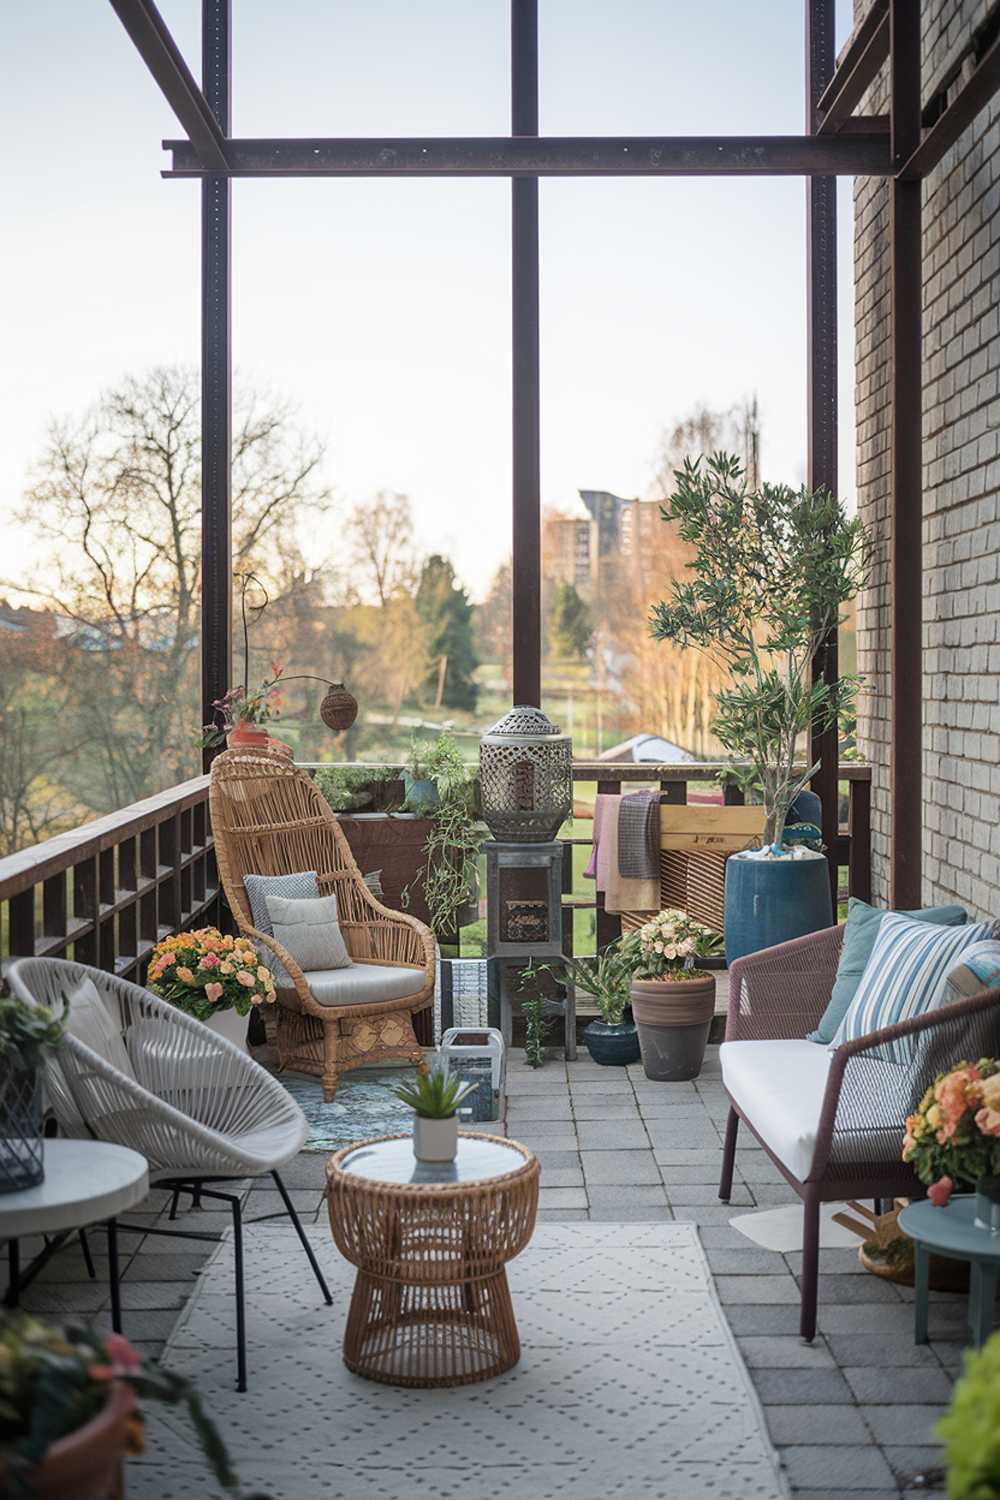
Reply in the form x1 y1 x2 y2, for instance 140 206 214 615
807 898 968 1044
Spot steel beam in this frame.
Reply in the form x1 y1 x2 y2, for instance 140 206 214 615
200 0 232 769
109 0 228 170
816 0 889 133
511 0 541 708
898 24 1000 178
889 0 923 907
163 133 892 179
806 0 840 897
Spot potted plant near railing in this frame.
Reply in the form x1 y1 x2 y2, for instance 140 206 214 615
0 994 66 1194
405 732 485 938
147 927 276 1049
394 1067 476 1163
0 1314 263 1499
527 944 639 1066
650 452 871 962
621 910 723 1081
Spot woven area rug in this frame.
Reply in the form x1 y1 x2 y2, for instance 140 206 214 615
264 1064 422 1151
128 1223 788 1500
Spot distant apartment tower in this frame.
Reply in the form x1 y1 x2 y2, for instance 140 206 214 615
545 489 682 599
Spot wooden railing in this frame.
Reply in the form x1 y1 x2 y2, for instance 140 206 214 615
0 777 219 979
0 760 872 978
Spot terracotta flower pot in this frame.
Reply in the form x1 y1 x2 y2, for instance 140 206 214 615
227 718 269 749
17 1381 135 1500
630 973 716 1081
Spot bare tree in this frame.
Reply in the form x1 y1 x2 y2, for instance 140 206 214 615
11 365 332 813
345 490 421 606
652 395 761 497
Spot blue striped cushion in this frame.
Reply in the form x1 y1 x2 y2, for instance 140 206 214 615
944 940 1000 1003
831 912 998 1059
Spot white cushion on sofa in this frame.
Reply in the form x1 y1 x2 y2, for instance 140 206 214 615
720 1039 831 1181
306 963 425 1008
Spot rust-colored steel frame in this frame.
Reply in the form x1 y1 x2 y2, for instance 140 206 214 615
108 0 1000 906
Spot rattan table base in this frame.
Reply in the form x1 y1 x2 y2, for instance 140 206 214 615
327 1133 539 1389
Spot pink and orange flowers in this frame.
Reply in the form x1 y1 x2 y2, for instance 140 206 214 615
147 927 276 1024
902 1057 1000 1206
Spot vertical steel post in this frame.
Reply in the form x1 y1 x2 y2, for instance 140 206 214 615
889 0 923 906
201 0 232 769
511 0 541 707
806 0 840 896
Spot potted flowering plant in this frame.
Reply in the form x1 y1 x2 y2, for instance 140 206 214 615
198 664 285 750
620 909 723 1081
147 928 276 1049
903 1057 1000 1209
0 1314 265 1499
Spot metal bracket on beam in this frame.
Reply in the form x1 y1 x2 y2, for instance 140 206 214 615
816 0 889 134
163 133 892 179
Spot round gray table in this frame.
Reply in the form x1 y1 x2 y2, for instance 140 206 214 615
1 1140 149 1312
899 1195 1000 1347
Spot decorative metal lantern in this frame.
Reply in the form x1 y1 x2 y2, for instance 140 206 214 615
320 682 358 732
479 706 572 843
440 1027 505 1122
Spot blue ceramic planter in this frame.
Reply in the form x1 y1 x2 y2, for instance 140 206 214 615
582 1020 641 1066
724 850 833 964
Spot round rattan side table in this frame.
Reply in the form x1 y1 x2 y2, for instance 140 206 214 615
327 1133 539 1388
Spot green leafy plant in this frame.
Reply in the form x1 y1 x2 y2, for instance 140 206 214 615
393 1067 476 1119
937 1330 1000 1499
0 995 67 1073
620 909 723 981
650 453 871 846
0 1314 268 1499
521 993 553 1068
313 763 402 813
404 732 486 938
527 943 633 1027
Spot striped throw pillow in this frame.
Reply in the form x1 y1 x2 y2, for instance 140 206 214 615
831 912 998 1060
944 940 1000 1004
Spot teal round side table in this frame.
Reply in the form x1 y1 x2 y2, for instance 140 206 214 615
899 1196 1000 1348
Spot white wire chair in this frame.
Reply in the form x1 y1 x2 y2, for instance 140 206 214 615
6 957 333 1390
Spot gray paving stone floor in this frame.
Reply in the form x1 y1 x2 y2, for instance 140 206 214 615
8 1044 966 1498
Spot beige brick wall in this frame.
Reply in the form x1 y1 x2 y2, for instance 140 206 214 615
854 0 1000 916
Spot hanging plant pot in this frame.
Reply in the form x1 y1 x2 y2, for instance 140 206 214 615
0 1063 44 1194
320 682 358 732
582 1019 640 1067
630 974 716 1082
227 718 269 749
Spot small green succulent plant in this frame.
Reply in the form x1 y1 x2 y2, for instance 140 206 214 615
394 1067 476 1119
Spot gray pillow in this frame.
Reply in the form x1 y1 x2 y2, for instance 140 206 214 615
266 892 351 973
243 871 319 985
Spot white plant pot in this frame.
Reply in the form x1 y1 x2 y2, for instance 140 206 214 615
204 1007 250 1051
413 1114 458 1162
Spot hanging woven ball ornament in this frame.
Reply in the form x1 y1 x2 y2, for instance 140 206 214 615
320 682 358 732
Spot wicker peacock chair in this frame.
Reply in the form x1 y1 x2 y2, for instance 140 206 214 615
209 749 434 1101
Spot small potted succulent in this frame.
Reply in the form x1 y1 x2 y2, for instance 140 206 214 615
0 994 66 1194
0 1314 264 1499
394 1067 476 1162
527 944 639 1066
147 927 276 1049
621 909 723 1081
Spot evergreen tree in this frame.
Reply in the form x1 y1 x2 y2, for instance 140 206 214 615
415 554 479 711
548 581 592 659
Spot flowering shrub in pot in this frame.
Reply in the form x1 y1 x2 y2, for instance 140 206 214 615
147 927 276 1048
902 1057 1000 1208
621 910 723 1082
0 1314 264 1499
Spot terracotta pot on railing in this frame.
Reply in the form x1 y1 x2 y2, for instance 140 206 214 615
630 973 716 1082
11 1381 135 1500
227 718 269 749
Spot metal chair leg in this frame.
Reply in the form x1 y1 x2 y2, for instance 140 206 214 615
271 1171 333 1305
78 1227 96 1280
107 1219 122 1334
719 1107 739 1202
232 1195 247 1393
4 1239 20 1308
168 1187 181 1221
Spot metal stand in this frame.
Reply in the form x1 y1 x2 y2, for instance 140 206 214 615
484 839 576 1060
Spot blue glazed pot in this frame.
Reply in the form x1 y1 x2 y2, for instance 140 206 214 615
582 1020 641 1067
724 850 833 964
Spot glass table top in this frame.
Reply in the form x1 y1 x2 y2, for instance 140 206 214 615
337 1134 528 1187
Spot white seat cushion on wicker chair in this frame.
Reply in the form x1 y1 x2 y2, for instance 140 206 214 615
305 963 426 1008
721 1040 832 1180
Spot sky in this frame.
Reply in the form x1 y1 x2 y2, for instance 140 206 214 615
2 0 858 601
